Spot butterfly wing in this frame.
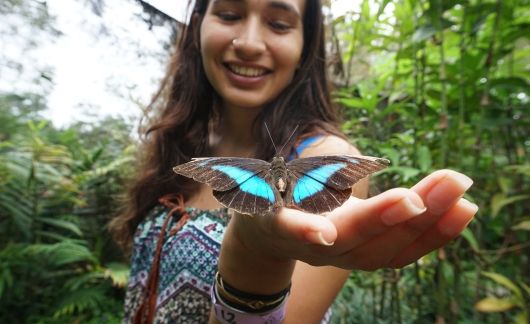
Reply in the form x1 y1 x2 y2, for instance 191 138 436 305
173 157 270 191
213 171 277 215
287 155 389 213
173 157 277 214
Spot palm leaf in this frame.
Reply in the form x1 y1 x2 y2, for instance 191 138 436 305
24 241 97 267
53 286 107 319
34 216 83 237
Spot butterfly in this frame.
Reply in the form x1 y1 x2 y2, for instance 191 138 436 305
172 154 389 215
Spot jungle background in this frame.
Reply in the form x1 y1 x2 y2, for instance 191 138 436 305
0 0 528 323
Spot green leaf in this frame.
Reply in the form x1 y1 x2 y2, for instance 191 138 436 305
475 297 516 312
376 0 392 19
0 266 13 298
34 216 83 237
512 220 530 231
515 311 530 324
378 147 400 165
461 228 479 251
53 286 107 318
104 262 129 288
497 176 512 194
412 25 436 43
34 230 74 242
521 282 530 296
505 164 530 177
491 194 530 218
379 166 420 182
482 272 523 299
0 195 33 238
25 241 97 267
416 146 432 172
339 97 366 109
64 272 105 291
504 24 530 44
489 77 530 93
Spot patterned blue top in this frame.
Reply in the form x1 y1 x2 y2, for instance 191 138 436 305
123 136 333 324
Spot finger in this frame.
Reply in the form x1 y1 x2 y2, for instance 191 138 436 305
336 194 471 270
345 171 474 267
387 198 478 268
328 188 426 251
412 169 473 214
275 208 338 246
401 169 473 234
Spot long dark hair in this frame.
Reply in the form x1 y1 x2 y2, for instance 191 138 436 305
110 0 344 251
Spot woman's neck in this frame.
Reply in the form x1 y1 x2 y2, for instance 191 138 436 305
213 103 262 157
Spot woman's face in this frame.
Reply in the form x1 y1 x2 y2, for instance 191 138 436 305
200 0 305 110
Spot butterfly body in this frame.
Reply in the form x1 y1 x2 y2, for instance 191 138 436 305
173 155 389 215
269 156 291 194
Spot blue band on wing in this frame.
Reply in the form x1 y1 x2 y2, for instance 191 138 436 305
293 163 346 203
211 165 275 203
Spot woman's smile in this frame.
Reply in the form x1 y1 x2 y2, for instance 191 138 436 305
200 0 305 109
225 63 271 77
223 62 272 88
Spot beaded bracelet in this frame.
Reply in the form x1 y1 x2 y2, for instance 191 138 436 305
215 271 291 313
211 277 288 324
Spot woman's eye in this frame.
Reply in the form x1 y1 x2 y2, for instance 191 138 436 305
217 12 240 21
269 21 291 31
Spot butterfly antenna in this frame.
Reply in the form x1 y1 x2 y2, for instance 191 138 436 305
264 123 278 155
279 124 299 156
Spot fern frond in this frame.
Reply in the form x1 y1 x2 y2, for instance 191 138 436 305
52 286 107 319
34 216 83 237
24 240 97 267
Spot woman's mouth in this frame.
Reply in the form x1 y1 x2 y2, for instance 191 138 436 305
225 63 270 77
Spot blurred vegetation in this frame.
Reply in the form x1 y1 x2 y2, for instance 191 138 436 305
0 0 529 323
0 94 135 323
330 0 530 323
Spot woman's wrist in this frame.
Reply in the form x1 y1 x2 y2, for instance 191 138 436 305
217 213 295 295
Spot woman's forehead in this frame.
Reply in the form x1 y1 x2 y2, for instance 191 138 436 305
208 0 306 15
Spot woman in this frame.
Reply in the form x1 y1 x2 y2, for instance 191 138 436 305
111 0 478 323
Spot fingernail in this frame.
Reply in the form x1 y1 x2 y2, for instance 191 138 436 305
381 197 427 226
427 172 473 214
453 172 474 190
306 231 334 246
439 200 478 236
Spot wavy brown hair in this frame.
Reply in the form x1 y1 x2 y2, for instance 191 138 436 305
110 0 344 251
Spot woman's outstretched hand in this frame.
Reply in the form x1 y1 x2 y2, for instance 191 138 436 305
229 169 478 270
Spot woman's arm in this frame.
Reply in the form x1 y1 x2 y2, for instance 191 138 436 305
211 136 366 323
210 135 477 323
285 136 366 323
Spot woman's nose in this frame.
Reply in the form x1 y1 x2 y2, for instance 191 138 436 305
232 18 266 59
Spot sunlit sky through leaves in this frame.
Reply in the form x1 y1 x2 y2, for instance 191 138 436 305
1 0 361 128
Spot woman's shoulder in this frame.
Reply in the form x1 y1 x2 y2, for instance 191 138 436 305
297 134 361 158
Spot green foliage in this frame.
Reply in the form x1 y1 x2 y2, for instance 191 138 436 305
331 0 529 322
0 94 134 322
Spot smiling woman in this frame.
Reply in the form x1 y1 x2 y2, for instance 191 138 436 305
109 0 477 323
200 0 304 109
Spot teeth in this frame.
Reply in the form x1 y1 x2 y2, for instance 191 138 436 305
228 64 267 77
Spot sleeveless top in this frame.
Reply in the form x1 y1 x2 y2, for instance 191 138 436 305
123 136 333 323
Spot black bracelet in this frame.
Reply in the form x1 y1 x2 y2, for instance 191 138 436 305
214 272 291 313
216 272 291 301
